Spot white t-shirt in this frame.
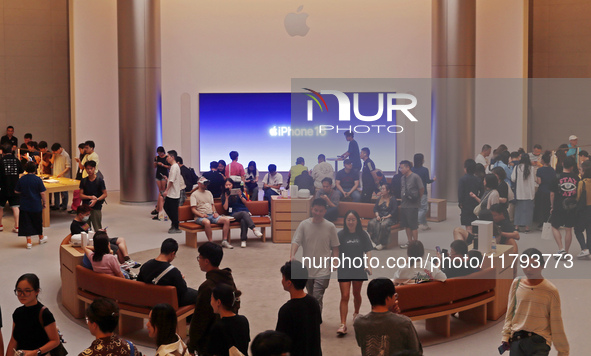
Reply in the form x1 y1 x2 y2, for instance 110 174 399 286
311 161 334 189
292 218 340 278
262 172 283 194
53 149 71 178
393 260 447 285
511 164 536 200
167 163 184 199
190 189 214 215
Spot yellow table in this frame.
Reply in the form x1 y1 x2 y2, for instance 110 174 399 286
42 176 80 227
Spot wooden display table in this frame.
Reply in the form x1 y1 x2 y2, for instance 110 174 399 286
482 244 516 320
43 176 80 227
60 235 85 318
271 196 312 243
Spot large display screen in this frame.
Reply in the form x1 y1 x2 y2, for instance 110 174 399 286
199 93 397 172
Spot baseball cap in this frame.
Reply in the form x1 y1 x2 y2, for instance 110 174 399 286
198 177 209 184
569 135 578 141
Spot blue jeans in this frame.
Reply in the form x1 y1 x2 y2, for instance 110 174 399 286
53 192 69 209
510 334 550 356
418 193 428 225
264 189 279 212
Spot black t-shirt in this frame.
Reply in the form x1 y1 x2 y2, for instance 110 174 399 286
337 230 373 279
550 172 580 211
362 158 376 189
137 259 188 302
12 302 55 350
207 315 250 356
294 173 315 192
80 176 106 210
155 155 169 179
180 165 198 191
390 172 403 199
348 140 361 171
0 154 23 195
276 295 322 356
458 173 483 210
0 135 18 148
70 219 91 235
495 217 515 244
203 170 225 198
336 168 359 191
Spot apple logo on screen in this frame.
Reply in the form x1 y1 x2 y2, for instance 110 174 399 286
269 126 278 136
284 5 309 37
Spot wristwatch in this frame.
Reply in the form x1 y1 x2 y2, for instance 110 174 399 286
37 349 42 356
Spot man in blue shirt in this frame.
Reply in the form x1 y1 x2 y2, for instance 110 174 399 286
567 134 578 157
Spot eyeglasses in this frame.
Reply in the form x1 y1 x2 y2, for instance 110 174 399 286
14 289 35 296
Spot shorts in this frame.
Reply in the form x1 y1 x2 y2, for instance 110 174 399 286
551 208 576 229
195 214 222 225
399 207 419 230
460 208 477 226
0 193 20 207
109 237 119 254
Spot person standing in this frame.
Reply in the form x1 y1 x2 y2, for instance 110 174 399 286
566 134 578 157
340 130 362 171
533 152 555 228
152 147 170 218
511 154 536 233
500 248 569 356
412 153 435 231
225 151 245 183
0 143 23 233
50 143 71 211
574 161 591 259
276 260 322 356
162 151 184 234
79 160 107 231
79 140 100 179
458 159 483 233
549 156 579 257
476 144 492 170
15 162 47 249
360 147 377 203
290 198 339 313
398 160 424 248
311 154 334 191
69 142 87 214
6 274 61 356
353 278 422 356
0 125 18 150
337 210 373 336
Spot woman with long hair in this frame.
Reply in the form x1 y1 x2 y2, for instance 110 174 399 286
208 284 250 356
575 161 591 259
511 154 536 232
83 231 125 278
534 151 556 227
337 210 373 336
6 274 60 356
148 303 190 355
367 185 398 250
244 161 259 201
470 173 500 219
221 178 264 248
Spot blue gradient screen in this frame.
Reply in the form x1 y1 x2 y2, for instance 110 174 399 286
199 93 292 171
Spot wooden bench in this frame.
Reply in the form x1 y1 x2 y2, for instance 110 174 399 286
332 201 402 248
397 268 497 337
179 201 271 248
76 265 194 336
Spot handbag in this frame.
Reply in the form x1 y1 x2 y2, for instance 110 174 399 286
474 190 492 216
541 216 553 240
39 307 68 356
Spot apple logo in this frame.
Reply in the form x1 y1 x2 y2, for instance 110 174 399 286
269 126 278 136
284 5 309 37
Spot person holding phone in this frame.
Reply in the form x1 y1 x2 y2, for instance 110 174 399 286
221 178 263 248
244 161 259 201
336 210 373 336
152 147 169 217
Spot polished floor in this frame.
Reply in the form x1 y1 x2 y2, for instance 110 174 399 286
0 192 587 355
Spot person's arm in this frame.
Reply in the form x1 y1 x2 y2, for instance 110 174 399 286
550 191 555 213
286 171 291 187
191 205 205 218
349 179 359 193
221 193 230 211
469 191 481 203
82 245 94 260
6 324 16 356
419 184 425 197
22 319 60 356
501 231 520 241
335 180 346 195
212 204 219 218
290 243 299 260
40 191 46 209
501 279 518 343
404 321 423 354
58 158 71 178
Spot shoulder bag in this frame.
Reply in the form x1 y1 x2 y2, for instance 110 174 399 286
474 190 492 216
39 307 68 356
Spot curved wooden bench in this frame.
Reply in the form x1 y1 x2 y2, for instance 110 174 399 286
179 201 271 248
76 265 194 336
333 201 402 248
397 268 497 337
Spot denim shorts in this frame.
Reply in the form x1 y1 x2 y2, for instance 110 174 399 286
195 214 222 225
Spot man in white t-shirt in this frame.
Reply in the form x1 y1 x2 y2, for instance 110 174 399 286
311 154 334 190
50 142 71 210
475 144 491 170
190 177 233 248
262 164 283 212
163 151 185 234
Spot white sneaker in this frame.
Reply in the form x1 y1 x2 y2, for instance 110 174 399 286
252 228 263 238
376 244 384 250
241 241 246 248
39 236 48 244
221 240 234 249
400 243 409 249
554 249 566 260
577 250 590 259
420 224 431 231
26 243 32 249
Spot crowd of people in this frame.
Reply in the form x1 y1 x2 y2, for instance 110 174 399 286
2 125 584 356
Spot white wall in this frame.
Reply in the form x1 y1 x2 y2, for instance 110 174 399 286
474 0 528 155
70 0 120 189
